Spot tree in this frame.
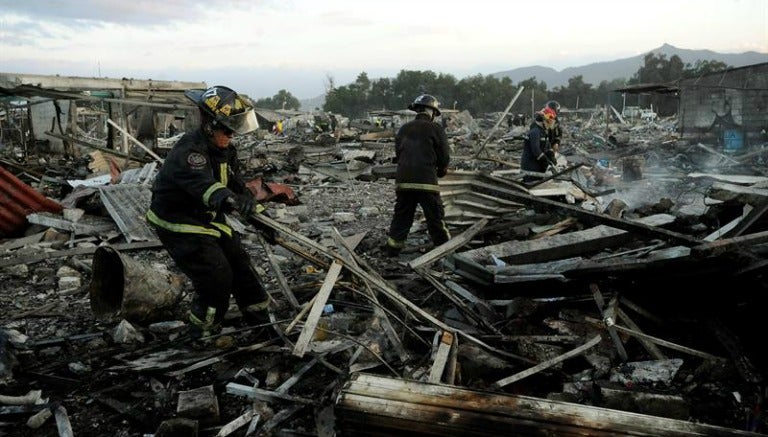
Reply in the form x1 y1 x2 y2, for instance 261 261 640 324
255 89 300 110
683 59 730 78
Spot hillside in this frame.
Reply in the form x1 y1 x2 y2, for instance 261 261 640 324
491 43 768 87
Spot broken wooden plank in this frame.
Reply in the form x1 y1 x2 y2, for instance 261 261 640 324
617 308 666 361
53 405 74 437
216 409 256 437
590 284 628 361
692 229 768 257
330 228 410 362
225 383 314 405
722 201 768 239
428 331 454 384
257 233 300 310
407 218 488 269
0 240 162 268
336 373 759 436
471 176 701 246
250 213 532 364
708 181 768 205
492 335 602 388
585 316 723 361
703 205 753 241
292 260 343 358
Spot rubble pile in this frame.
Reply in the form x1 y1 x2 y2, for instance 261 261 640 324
1 102 767 437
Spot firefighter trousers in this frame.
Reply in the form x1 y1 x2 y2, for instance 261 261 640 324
387 190 450 249
155 228 268 324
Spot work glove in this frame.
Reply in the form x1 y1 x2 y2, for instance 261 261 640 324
236 193 256 217
437 167 448 178
222 196 240 216
222 193 255 218
545 150 557 166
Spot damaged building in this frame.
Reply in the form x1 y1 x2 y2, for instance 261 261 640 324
0 68 767 437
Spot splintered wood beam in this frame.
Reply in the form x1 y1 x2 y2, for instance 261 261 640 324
492 335 602 388
256 233 300 309
428 331 454 384
216 409 257 437
590 284 628 361
331 228 410 362
337 373 759 437
692 229 768 257
617 308 666 360
252 213 531 364
225 383 314 405
407 218 488 269
585 316 724 361
292 260 343 358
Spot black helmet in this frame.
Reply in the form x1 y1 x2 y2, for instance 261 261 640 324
185 85 259 135
545 100 561 115
408 94 441 117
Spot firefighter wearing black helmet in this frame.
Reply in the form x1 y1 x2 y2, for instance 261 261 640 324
147 85 273 340
385 94 451 256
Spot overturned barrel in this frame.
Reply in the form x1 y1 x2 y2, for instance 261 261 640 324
88 246 184 323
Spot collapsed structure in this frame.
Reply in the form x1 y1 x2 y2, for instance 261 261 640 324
0 68 767 436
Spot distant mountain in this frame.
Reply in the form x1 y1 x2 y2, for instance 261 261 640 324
491 43 768 87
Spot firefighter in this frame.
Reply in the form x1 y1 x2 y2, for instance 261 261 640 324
147 85 272 340
385 94 451 257
544 100 563 154
520 108 557 182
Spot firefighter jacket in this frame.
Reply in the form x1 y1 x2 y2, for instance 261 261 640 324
394 113 450 192
548 119 563 148
147 129 246 238
521 122 551 173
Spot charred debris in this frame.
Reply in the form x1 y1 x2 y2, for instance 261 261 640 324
1 71 767 436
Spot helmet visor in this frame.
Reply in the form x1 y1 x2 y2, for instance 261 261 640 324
221 109 259 135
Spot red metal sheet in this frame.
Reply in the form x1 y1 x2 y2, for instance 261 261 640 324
0 166 63 237
245 177 300 205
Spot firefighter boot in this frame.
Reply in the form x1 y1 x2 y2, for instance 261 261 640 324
188 307 221 341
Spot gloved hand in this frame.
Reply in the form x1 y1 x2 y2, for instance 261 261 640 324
545 150 557 166
222 194 255 217
437 167 448 177
236 193 255 217
222 196 239 215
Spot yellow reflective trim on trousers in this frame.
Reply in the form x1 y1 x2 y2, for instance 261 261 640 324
203 182 227 206
220 163 228 186
146 209 221 237
396 182 440 192
387 237 405 248
211 221 233 237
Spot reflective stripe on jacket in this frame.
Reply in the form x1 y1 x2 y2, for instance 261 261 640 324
148 129 245 237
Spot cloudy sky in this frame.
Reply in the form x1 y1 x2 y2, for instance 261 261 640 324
0 0 766 100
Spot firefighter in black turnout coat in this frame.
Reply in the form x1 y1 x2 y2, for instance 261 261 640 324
147 85 271 339
385 94 451 256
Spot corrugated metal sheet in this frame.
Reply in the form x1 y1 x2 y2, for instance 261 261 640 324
98 184 157 243
0 166 62 237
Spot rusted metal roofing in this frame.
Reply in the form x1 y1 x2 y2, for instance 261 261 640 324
0 166 62 237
